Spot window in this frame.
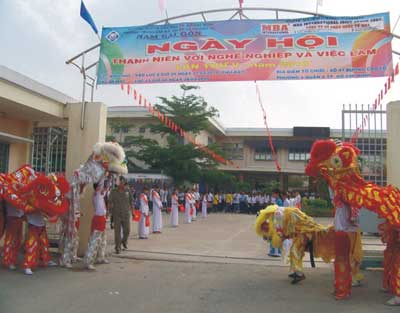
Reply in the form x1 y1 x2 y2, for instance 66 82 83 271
254 148 272 161
288 148 309 162
139 127 146 133
222 143 244 160
207 137 214 145
0 143 9 172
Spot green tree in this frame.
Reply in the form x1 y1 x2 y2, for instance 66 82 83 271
124 85 226 186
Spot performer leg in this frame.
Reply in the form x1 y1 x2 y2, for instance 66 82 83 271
2 217 23 269
334 231 352 300
38 227 52 267
386 229 400 306
84 230 102 269
289 236 306 283
22 225 41 273
349 231 364 286
97 231 108 264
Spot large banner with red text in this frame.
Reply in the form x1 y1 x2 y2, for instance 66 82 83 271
97 12 393 84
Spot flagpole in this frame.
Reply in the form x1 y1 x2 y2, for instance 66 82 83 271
315 0 319 14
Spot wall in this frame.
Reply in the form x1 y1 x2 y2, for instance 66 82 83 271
217 136 307 174
387 101 400 187
65 102 107 255
0 116 33 172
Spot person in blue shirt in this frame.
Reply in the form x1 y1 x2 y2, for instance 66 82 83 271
268 189 282 257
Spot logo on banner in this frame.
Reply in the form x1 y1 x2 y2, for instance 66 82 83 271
261 24 289 34
106 31 120 43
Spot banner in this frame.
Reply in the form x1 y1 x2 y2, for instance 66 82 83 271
97 13 393 84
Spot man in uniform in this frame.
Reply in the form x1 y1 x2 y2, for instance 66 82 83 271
108 176 133 254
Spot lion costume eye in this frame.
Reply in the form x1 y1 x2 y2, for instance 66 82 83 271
330 155 342 168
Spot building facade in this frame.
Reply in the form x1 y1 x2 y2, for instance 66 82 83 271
108 106 387 191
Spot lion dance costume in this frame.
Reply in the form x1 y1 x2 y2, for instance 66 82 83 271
255 205 363 285
58 142 127 268
305 139 400 305
0 165 70 274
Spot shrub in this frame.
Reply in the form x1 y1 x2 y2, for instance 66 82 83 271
301 198 333 217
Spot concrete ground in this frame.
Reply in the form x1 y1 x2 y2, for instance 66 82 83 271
0 213 393 313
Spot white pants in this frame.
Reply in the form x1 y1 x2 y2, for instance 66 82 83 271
202 202 207 218
152 207 163 232
138 215 149 238
192 204 197 220
84 230 106 266
171 205 179 227
185 204 192 223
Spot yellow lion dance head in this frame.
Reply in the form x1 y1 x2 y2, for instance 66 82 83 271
255 205 284 248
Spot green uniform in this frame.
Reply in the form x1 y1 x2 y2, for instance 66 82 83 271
108 188 133 252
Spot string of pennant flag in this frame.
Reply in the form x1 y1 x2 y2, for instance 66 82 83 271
119 84 240 168
351 62 399 143
254 81 281 172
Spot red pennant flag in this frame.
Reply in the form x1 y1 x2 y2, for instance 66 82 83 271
144 98 147 107
127 84 131 95
384 82 387 94
380 90 383 99
395 63 399 75
388 76 391 90
134 89 137 100
373 98 377 110
139 94 142 105
120 84 124 91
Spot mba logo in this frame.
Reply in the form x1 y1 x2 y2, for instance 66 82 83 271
261 24 289 34
106 31 120 43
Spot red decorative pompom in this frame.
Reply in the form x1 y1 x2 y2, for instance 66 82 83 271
132 210 141 222
57 176 70 194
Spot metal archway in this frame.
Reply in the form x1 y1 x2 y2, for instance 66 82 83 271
66 7 400 128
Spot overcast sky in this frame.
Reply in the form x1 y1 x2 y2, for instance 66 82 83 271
1 0 399 129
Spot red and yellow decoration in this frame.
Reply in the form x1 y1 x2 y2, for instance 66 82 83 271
305 140 400 225
306 139 400 297
1 165 70 218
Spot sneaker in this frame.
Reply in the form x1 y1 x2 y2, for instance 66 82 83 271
115 249 121 254
86 264 96 271
96 259 110 265
386 296 400 306
122 243 128 250
291 273 306 284
47 260 58 267
24 268 33 275
64 262 73 269
9 264 16 271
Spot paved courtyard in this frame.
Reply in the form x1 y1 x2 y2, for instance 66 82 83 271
0 213 393 313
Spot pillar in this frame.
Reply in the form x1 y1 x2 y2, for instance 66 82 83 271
65 102 107 256
387 101 400 187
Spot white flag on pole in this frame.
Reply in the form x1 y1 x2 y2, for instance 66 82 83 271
159 0 167 12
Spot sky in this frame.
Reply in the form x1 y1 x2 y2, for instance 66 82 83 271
1 0 399 129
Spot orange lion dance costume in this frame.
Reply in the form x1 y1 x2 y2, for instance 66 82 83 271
306 139 400 305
